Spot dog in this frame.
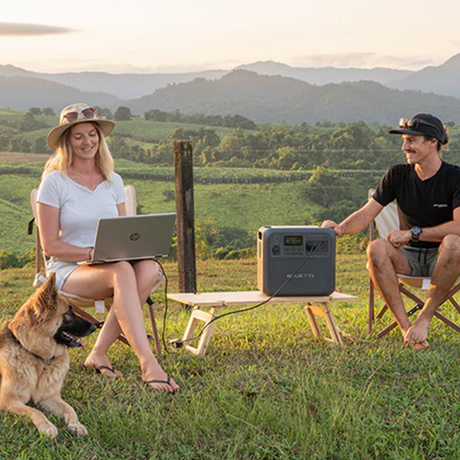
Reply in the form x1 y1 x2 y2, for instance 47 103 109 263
0 272 96 438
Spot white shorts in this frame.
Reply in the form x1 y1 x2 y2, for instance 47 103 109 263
45 258 80 291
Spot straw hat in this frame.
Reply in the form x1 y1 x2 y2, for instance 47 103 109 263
47 103 115 150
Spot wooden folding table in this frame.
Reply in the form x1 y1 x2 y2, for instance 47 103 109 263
168 290 358 355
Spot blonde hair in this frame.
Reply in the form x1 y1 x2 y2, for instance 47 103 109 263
42 122 115 181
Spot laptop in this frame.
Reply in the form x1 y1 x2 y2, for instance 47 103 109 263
83 213 176 265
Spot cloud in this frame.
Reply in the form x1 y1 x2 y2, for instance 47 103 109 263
289 53 443 70
291 52 376 68
0 22 76 37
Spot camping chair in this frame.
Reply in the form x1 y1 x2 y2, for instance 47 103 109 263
30 184 163 357
368 188 460 337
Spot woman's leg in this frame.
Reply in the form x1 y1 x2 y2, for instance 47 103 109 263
63 261 178 392
84 260 163 366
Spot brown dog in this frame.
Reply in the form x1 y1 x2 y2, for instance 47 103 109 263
0 273 96 437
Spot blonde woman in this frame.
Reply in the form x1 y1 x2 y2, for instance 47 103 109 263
37 103 179 393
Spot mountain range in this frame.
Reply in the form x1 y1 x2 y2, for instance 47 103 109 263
236 61 412 86
1 54 460 124
126 70 460 124
0 64 227 100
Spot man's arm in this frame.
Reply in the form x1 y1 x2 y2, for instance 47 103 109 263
321 198 383 236
387 207 460 246
419 207 460 241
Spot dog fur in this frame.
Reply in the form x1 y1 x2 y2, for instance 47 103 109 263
0 273 95 438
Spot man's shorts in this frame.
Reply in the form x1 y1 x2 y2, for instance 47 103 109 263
401 246 439 277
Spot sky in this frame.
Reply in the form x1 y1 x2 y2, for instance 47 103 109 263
1 0 460 74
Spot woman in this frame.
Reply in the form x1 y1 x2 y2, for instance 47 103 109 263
36 103 179 393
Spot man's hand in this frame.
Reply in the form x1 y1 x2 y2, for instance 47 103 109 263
386 230 411 248
321 220 343 236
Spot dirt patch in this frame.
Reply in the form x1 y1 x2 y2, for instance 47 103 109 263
0 152 49 164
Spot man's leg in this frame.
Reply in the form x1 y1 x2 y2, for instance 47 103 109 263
367 239 413 336
405 235 460 345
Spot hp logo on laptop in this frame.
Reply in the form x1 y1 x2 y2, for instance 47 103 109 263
130 233 141 241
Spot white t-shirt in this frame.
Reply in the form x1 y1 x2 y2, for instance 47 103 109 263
37 170 127 248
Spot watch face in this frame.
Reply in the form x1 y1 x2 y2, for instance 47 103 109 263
411 226 422 239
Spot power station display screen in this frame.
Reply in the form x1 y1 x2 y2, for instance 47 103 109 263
284 235 303 246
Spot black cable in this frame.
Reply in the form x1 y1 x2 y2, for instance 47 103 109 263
174 245 316 347
149 259 173 355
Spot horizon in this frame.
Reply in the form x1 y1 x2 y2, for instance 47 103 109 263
2 57 455 76
1 0 460 74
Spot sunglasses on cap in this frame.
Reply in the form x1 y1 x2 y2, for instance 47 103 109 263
63 107 98 123
399 117 442 136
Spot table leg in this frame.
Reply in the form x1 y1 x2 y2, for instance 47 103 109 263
304 303 343 345
182 306 217 356
304 305 322 339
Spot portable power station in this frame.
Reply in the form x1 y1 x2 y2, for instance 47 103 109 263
257 226 336 296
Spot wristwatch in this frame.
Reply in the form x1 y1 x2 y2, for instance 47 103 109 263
410 226 422 242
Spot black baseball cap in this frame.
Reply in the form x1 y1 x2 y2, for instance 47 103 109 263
389 113 447 144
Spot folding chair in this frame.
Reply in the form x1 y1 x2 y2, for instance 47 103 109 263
368 189 460 337
30 184 163 357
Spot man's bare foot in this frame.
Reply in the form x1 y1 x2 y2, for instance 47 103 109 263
404 318 430 346
413 340 430 350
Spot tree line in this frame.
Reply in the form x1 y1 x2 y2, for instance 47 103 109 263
2 109 460 174
107 119 460 171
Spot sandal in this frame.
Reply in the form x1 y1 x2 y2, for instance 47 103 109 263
144 374 178 393
84 364 123 378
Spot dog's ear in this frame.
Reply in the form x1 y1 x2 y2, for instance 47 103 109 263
36 272 59 314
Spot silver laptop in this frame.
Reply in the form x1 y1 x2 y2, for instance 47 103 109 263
85 213 176 264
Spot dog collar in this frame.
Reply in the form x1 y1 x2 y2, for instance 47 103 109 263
7 325 55 362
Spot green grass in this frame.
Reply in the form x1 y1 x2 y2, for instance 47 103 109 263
0 109 245 146
1 255 460 459
113 119 248 143
0 174 41 254
0 171 319 256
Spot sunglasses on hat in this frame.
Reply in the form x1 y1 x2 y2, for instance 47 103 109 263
63 107 98 123
399 117 442 136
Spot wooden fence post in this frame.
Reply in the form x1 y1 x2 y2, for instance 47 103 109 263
174 140 197 293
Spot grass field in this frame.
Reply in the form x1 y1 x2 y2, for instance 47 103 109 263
0 169 323 256
113 119 250 143
0 109 247 145
1 255 460 459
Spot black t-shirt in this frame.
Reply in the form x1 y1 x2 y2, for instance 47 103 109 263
372 162 460 248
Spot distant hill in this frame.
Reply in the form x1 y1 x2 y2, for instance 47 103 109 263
0 64 31 78
126 70 460 124
3 54 460 121
388 53 460 98
0 62 412 99
0 65 227 100
0 76 121 111
2 53 460 104
236 61 413 85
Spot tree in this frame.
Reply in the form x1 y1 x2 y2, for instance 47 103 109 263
28 107 42 115
0 134 11 151
42 107 56 116
94 106 113 119
0 250 19 269
14 113 47 132
145 109 169 122
114 106 132 121
33 137 49 154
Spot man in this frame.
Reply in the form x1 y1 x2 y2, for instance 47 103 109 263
322 113 460 348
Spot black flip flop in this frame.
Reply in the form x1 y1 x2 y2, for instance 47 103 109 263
144 374 177 393
83 364 121 377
